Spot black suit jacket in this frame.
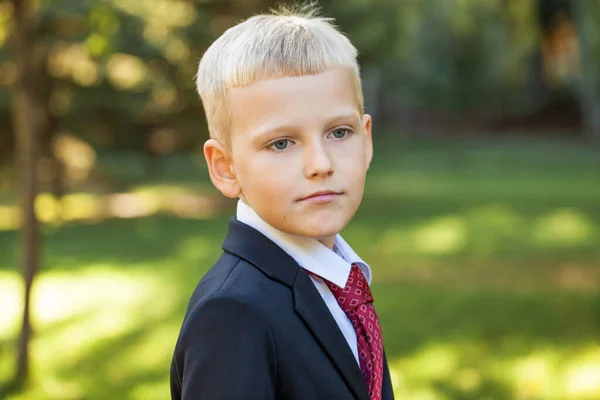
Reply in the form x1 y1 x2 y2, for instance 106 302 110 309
170 218 395 400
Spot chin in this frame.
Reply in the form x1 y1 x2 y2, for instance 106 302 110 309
297 219 348 240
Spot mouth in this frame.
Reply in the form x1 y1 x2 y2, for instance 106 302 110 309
297 190 343 203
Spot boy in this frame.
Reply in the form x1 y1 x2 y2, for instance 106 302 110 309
170 6 394 400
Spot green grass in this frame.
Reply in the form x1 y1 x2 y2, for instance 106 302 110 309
1 138 600 399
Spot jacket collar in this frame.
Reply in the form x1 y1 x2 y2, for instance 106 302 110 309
235 200 372 287
221 218 371 400
222 217 298 287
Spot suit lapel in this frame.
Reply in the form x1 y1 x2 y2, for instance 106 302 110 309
222 219 370 400
381 351 395 400
293 269 370 400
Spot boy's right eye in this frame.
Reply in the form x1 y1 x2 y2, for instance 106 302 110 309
269 139 291 151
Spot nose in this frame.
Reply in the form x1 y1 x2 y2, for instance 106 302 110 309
304 140 334 178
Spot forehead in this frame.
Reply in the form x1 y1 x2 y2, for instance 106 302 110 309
227 69 361 135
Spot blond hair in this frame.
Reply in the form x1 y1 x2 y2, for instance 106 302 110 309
195 5 363 146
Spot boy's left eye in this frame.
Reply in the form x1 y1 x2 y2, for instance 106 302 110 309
330 128 350 139
270 139 291 150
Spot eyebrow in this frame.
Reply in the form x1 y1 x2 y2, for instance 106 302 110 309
252 110 361 141
324 110 362 127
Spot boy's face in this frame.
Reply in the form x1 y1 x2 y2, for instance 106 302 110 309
205 69 372 248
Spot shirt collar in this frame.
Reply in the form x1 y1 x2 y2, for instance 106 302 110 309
235 200 372 287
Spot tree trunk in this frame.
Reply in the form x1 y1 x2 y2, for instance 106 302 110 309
36 49 64 203
573 0 600 141
11 0 40 385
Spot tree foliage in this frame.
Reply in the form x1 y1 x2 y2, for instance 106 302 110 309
0 0 598 160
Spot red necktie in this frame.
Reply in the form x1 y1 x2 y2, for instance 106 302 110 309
320 264 384 400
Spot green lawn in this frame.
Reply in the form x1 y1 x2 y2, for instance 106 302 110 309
1 139 599 399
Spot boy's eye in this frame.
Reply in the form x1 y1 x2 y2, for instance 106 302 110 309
330 128 349 139
270 139 291 150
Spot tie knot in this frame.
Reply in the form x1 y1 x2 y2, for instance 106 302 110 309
324 264 374 313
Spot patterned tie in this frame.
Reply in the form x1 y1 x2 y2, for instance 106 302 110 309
320 264 384 400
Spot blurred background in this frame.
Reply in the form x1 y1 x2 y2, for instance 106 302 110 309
1 0 599 399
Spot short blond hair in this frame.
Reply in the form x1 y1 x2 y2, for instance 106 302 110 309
196 5 363 146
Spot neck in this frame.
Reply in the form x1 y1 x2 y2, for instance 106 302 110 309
318 236 335 250
239 198 338 250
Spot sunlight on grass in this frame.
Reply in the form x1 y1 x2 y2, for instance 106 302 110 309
115 324 180 379
413 216 467 255
129 381 171 400
0 205 20 230
389 342 600 400
0 267 179 400
0 188 218 231
510 349 560 397
1 143 598 399
533 208 596 247
564 348 600 398
0 272 20 339
59 194 105 221
377 204 599 260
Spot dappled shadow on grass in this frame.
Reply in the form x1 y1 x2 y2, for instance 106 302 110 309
0 379 25 400
1 311 182 400
0 254 214 399
357 195 600 225
3 265 598 399
0 184 598 399
375 283 600 357
1 197 598 277
50 314 182 399
347 197 600 281
0 215 231 274
0 186 234 231
0 336 22 398
0 213 229 399
431 379 514 400
374 282 600 399
3 139 599 398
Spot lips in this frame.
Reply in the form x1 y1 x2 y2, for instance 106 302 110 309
298 190 342 202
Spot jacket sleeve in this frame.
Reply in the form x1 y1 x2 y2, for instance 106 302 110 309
171 293 277 400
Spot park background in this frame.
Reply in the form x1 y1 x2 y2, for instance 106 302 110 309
1 0 600 399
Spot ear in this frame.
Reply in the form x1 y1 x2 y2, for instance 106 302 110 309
203 139 241 198
362 114 373 169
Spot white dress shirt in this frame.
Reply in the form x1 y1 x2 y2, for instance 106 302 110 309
236 200 373 365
